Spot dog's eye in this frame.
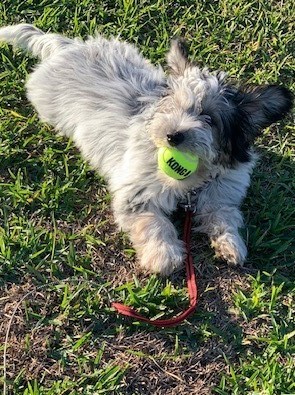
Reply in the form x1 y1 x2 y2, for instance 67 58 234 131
167 132 185 146
200 114 213 126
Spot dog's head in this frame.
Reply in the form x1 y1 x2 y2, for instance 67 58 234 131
148 39 293 167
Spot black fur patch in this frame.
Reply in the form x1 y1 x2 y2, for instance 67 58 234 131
216 84 293 166
215 87 254 164
243 85 293 126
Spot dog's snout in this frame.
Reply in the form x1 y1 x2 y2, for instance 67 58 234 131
167 132 185 146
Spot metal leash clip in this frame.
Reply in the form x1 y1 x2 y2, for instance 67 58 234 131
179 191 197 213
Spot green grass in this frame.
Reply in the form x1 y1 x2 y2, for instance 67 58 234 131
0 0 294 394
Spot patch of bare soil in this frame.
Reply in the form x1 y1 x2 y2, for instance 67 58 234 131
1 264 254 394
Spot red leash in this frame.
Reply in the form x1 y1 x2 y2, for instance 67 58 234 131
112 210 198 327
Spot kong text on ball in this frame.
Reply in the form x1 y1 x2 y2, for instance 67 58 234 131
158 147 199 180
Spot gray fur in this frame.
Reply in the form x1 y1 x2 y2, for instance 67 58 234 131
0 24 292 274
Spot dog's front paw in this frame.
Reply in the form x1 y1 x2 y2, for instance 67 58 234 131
139 239 185 276
211 232 247 266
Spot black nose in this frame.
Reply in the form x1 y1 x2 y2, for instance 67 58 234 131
167 132 185 146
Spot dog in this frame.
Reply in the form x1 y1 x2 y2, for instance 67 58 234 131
0 24 292 275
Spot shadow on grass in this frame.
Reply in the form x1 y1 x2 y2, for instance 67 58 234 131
244 148 295 280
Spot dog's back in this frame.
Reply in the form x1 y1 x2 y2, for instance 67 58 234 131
0 24 163 127
0 24 166 175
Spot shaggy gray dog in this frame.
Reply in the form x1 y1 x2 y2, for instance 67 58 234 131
0 24 292 274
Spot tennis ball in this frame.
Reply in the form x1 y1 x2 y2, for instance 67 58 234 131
158 147 199 180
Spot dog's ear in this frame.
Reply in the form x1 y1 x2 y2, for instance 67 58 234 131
217 84 293 164
239 85 293 130
166 39 190 76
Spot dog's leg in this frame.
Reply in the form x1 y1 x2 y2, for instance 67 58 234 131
194 163 255 265
115 208 185 275
196 205 247 265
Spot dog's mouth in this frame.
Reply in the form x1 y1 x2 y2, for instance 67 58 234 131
163 124 216 162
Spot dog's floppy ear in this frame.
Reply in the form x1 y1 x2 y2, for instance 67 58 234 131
217 84 293 164
239 85 293 130
166 38 190 76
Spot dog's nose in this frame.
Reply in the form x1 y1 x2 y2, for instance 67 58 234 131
167 132 185 146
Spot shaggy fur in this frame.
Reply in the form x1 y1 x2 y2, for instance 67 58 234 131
0 24 293 274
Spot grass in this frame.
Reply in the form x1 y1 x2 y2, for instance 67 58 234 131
0 0 294 394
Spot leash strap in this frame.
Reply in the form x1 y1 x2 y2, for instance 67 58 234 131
111 210 198 327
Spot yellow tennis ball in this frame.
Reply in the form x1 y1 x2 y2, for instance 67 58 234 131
158 147 199 180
